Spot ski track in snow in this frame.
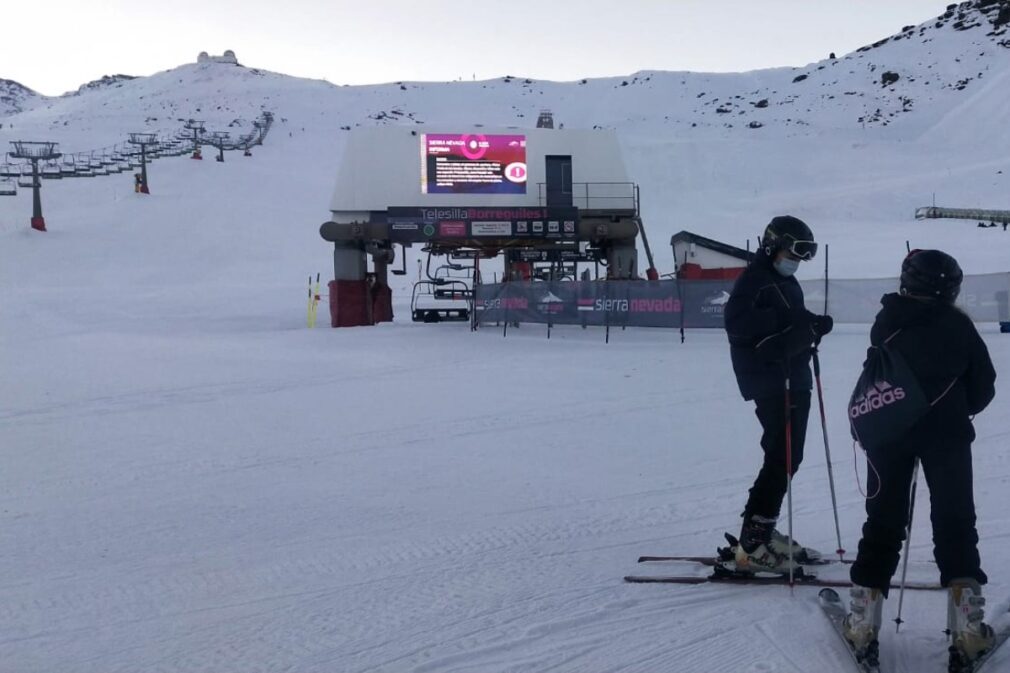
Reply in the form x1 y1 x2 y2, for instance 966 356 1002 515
1 319 1007 672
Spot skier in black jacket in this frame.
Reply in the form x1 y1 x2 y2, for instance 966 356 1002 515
724 215 833 572
843 250 997 668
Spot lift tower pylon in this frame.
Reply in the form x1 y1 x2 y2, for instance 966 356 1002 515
128 133 158 194
184 119 206 159
9 141 62 231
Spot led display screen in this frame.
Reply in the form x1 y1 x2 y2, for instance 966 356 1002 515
421 133 527 194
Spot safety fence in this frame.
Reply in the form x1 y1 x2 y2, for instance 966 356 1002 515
474 273 1010 331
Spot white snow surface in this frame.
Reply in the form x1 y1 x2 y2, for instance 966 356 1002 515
2 4 1010 671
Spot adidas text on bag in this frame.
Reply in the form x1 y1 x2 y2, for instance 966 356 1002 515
848 329 929 451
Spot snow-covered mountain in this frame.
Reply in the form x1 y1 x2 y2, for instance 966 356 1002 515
3 1 1010 141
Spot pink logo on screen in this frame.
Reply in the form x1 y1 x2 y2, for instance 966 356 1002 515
459 135 489 160
505 162 527 184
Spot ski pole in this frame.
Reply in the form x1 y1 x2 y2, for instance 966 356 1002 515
812 348 845 561
307 275 313 328
894 457 921 633
784 366 795 589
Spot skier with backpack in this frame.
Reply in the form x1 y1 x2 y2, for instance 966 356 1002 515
724 215 834 572
843 249 997 670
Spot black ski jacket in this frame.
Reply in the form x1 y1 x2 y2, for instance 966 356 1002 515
725 250 818 401
866 293 996 446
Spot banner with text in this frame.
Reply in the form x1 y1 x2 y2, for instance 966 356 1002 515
475 274 1010 329
475 280 734 329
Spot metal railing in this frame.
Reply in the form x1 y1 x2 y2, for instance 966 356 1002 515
536 181 638 212
915 206 1010 223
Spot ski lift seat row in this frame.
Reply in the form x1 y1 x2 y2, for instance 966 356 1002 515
0 179 16 196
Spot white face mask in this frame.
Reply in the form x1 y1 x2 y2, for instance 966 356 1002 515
774 257 800 277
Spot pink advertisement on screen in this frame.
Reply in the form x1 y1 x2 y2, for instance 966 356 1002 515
421 133 527 194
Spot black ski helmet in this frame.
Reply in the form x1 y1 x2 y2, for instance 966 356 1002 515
900 249 962 303
761 215 817 260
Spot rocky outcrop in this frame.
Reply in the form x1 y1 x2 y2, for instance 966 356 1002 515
0 78 37 116
73 75 137 96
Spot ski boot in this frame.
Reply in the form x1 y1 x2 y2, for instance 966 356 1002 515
769 528 824 564
947 578 995 670
843 585 883 666
734 515 797 573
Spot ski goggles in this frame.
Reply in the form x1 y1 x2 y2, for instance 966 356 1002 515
785 239 818 261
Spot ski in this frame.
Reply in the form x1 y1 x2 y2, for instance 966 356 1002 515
626 564 941 591
637 554 853 566
819 588 881 673
625 573 843 587
625 574 940 590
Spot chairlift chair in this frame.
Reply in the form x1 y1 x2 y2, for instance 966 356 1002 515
76 159 95 177
410 279 472 323
17 165 35 188
87 155 107 176
0 178 16 196
41 160 62 180
0 162 19 178
425 249 476 284
60 156 77 177
432 264 473 284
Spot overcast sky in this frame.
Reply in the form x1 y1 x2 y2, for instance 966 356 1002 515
4 1 950 96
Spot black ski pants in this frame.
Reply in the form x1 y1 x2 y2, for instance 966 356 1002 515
850 439 986 597
743 391 811 521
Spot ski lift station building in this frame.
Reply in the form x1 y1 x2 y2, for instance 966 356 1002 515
320 126 646 327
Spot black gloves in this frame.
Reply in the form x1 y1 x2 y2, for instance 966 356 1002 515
757 312 832 363
809 313 834 338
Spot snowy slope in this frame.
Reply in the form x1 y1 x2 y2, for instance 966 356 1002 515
1 3 1010 672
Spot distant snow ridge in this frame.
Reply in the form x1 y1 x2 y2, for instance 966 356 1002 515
2 0 1010 139
733 0 1010 130
72 75 138 96
0 78 38 118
